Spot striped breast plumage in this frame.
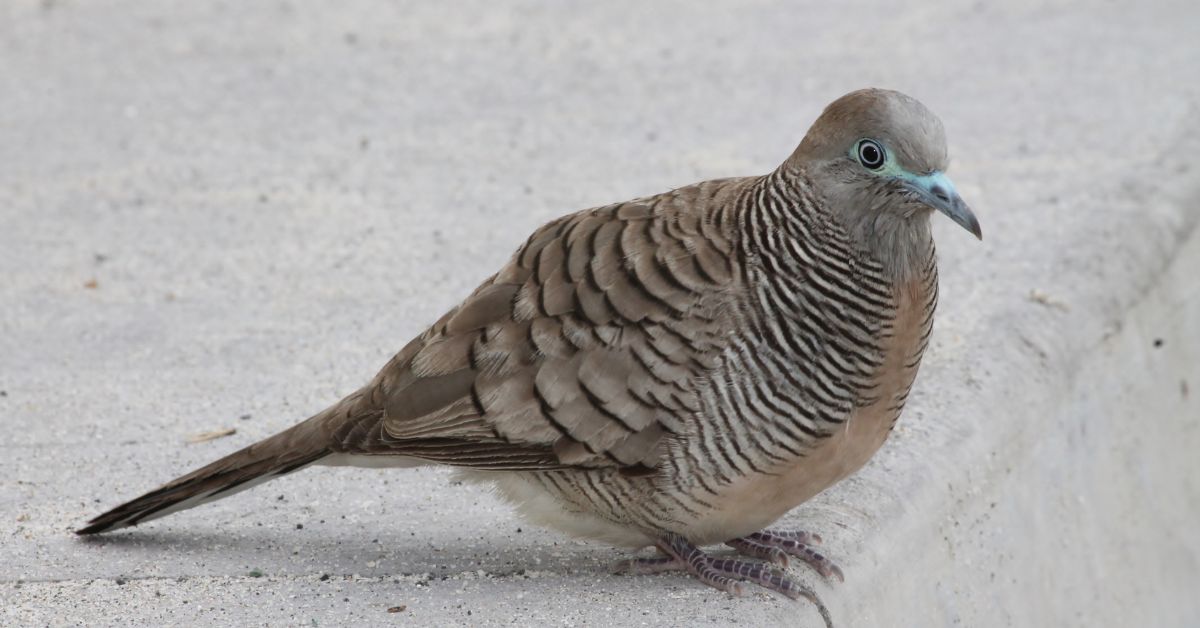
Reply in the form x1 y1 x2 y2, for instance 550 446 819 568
651 172 941 543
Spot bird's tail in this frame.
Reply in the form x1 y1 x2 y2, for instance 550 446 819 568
76 409 334 535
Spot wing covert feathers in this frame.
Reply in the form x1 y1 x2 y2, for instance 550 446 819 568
353 184 743 471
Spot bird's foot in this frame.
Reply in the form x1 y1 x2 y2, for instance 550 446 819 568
727 529 844 583
614 533 832 627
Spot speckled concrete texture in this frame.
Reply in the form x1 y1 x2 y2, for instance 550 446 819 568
2 1 1198 626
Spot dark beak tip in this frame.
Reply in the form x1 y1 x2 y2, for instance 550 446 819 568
949 197 982 241
970 218 983 241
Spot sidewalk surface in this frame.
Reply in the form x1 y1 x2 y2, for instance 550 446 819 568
2 1 1198 626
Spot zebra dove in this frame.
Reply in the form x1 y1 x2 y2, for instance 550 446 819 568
78 88 980 615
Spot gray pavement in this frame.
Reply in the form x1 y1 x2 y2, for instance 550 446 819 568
2 1 1199 626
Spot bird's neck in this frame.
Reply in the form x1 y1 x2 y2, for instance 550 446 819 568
846 210 935 285
745 168 935 286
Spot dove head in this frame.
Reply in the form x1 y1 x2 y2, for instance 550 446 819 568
788 89 980 276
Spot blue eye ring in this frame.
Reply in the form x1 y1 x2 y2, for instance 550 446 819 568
856 139 886 170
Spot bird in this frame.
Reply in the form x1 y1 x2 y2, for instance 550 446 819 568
78 88 980 619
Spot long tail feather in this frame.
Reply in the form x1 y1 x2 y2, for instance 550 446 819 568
77 412 332 535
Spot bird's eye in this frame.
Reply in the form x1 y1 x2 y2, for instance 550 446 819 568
856 139 886 170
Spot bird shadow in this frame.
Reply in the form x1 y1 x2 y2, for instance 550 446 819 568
72 524 620 580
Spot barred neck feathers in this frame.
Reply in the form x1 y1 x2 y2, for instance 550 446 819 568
733 168 895 341
736 168 917 290
790 163 936 285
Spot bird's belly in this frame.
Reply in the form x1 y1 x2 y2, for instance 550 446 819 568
465 470 657 548
682 403 900 545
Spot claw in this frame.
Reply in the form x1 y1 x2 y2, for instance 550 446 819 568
731 529 845 583
615 533 834 628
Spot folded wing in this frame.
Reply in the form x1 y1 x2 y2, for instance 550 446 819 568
332 193 738 473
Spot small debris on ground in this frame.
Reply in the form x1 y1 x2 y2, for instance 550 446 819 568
83 279 99 289
248 569 263 578
1027 289 1068 310
387 605 407 613
187 427 237 443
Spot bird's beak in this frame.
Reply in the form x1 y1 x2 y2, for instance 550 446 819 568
906 171 982 240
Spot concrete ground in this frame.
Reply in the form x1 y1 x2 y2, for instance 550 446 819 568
2 1 1198 626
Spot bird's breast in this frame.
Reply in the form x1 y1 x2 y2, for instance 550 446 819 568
690 274 936 541
780 274 936 501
